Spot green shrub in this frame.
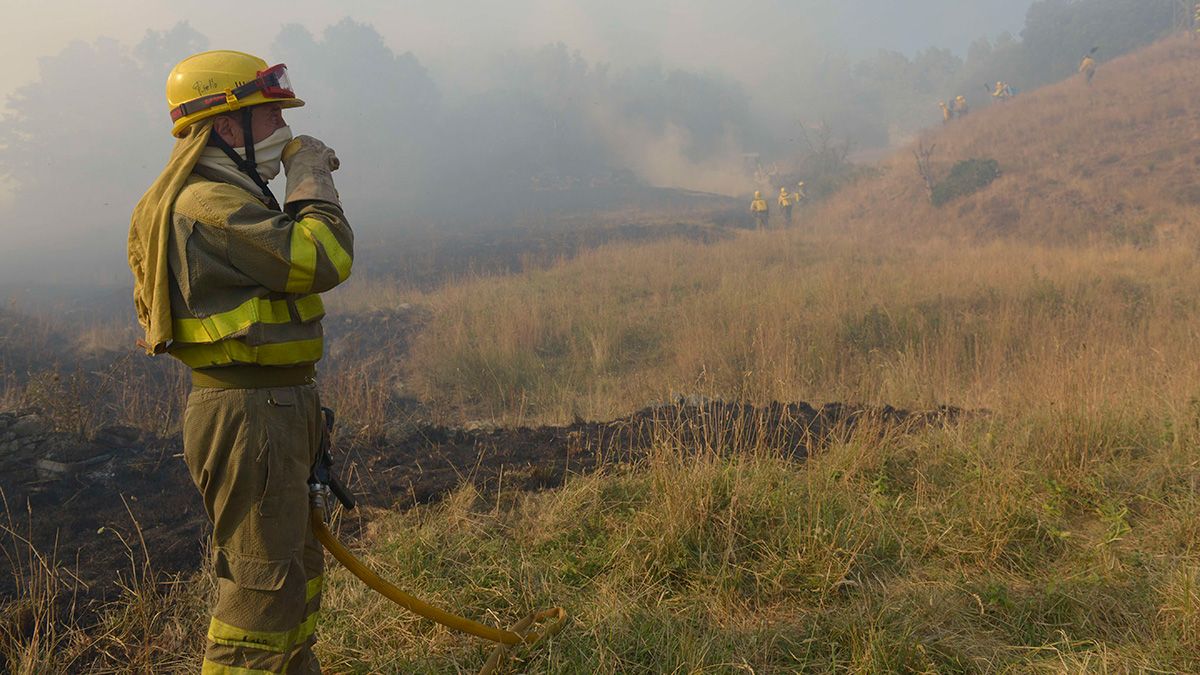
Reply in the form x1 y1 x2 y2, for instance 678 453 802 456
932 158 1000 206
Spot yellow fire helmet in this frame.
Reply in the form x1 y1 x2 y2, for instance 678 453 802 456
754 191 762 199
166 50 304 138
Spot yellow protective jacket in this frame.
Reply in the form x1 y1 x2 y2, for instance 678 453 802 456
778 193 792 207
751 198 768 213
163 164 353 369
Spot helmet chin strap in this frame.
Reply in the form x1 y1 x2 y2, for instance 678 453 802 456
208 107 281 210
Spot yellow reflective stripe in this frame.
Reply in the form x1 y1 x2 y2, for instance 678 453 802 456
174 297 285 343
171 337 324 369
208 617 291 654
173 295 324 344
294 294 325 323
207 608 320 657
201 659 275 675
298 607 319 643
302 218 353 283
286 221 319 293
305 575 323 602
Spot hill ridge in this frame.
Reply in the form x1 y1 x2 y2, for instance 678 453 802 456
816 34 1200 244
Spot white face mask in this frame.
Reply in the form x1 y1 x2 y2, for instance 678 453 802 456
198 125 293 199
199 125 292 178
249 126 293 181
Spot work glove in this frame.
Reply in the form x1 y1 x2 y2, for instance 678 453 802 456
282 135 341 207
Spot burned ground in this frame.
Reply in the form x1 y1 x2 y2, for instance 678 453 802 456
0 399 967 607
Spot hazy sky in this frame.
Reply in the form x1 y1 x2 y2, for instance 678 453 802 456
3 0 1033 105
0 0 1039 286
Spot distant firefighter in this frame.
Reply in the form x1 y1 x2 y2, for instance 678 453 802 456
1079 49 1098 85
794 181 807 204
939 100 952 124
991 81 1013 101
952 95 969 118
750 190 769 229
778 187 793 225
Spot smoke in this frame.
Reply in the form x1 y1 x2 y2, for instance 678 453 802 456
8 1 1180 288
597 114 752 195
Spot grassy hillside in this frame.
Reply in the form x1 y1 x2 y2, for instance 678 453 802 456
385 36 1200 426
8 35 1200 674
823 34 1200 244
9 409 1200 673
226 35 1200 673
313 415 1200 673
313 35 1200 671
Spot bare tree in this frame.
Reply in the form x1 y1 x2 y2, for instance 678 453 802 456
797 122 854 169
914 142 937 204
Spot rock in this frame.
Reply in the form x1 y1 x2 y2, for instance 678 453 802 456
10 414 49 437
93 425 141 448
35 453 111 481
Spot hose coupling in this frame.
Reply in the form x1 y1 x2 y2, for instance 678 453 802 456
309 481 332 522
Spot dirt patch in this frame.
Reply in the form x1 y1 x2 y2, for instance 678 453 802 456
0 400 967 605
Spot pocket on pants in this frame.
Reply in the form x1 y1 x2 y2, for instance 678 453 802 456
215 549 289 592
258 388 308 520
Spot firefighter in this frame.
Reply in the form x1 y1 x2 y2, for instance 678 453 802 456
750 190 769 228
953 95 970 118
992 81 1012 101
778 187 793 225
794 181 807 205
128 50 353 674
939 100 952 124
1080 50 1097 85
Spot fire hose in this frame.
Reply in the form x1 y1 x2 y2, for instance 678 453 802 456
309 408 567 674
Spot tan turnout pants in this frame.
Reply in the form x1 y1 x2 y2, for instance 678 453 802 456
183 384 325 674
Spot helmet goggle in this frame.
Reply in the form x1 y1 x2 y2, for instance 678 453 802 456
256 64 294 98
170 63 295 122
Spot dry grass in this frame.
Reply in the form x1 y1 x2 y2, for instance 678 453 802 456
7 34 1200 674
310 411 1200 673
288 37 1200 670
396 36 1200 426
403 229 1200 426
0 494 207 674
8 356 189 441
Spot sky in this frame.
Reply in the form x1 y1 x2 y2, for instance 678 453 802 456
1 0 1033 106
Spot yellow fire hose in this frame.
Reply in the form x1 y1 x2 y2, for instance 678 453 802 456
310 508 567 674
